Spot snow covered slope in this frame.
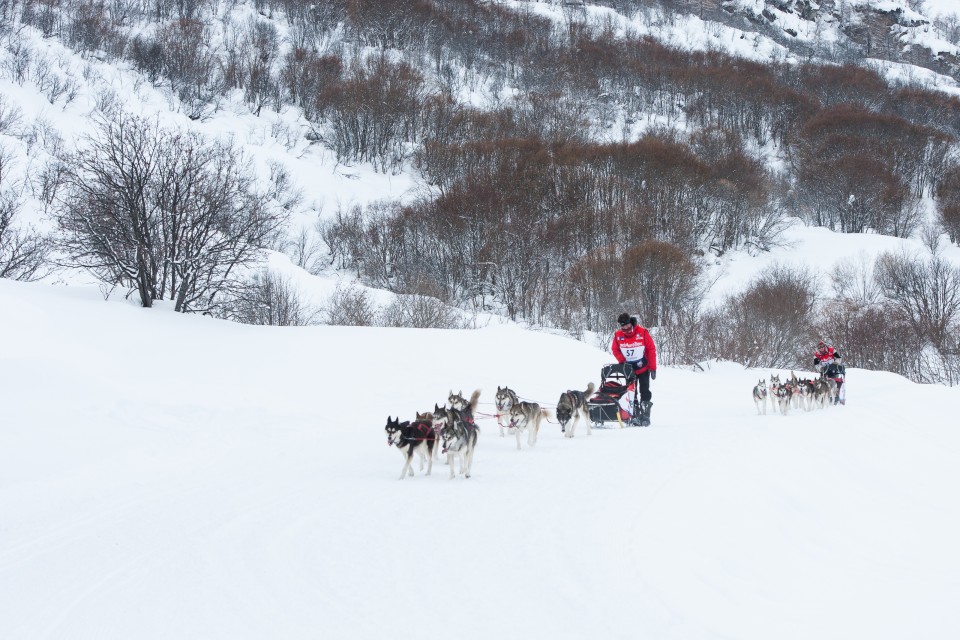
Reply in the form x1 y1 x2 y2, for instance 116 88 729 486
2 279 959 639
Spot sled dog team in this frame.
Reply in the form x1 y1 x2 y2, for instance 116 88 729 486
752 371 841 416
385 383 595 480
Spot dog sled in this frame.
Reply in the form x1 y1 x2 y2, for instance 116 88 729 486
587 362 638 428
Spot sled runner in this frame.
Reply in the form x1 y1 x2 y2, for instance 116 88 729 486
587 362 638 428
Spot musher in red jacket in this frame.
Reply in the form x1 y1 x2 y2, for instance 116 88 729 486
815 340 845 404
813 340 836 373
612 312 657 426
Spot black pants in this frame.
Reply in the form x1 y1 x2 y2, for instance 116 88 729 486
636 370 652 403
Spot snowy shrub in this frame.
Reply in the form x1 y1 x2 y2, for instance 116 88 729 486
323 282 378 326
224 270 320 327
380 293 464 329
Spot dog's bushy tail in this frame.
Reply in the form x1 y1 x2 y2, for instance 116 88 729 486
584 382 596 396
468 389 481 413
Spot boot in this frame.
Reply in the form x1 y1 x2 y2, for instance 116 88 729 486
628 397 643 426
639 401 653 427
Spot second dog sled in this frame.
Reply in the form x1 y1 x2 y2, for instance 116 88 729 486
587 362 639 428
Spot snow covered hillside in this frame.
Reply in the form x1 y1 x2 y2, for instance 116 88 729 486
2 278 959 639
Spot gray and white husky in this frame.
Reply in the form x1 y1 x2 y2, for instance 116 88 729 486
448 389 481 414
384 416 436 480
494 386 520 437
813 376 837 409
434 389 481 478
752 379 768 415
508 401 550 449
555 382 596 438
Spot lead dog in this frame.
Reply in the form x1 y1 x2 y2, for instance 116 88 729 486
770 374 792 416
752 379 768 415
508 401 550 449
556 382 596 438
384 416 436 480
494 386 520 437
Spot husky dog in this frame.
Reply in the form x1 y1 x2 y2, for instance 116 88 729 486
797 378 815 412
415 410 441 460
494 386 520 437
768 374 781 395
768 374 792 415
812 378 831 409
788 372 803 411
448 389 482 418
508 401 550 449
752 379 768 415
824 376 838 406
555 382 596 438
385 416 436 480
434 390 481 478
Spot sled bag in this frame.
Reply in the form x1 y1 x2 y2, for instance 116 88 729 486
588 382 633 422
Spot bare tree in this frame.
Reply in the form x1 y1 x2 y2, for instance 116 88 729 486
0 200 52 281
225 269 320 326
829 252 883 306
0 143 52 280
721 264 819 368
324 55 428 172
130 18 223 120
936 163 960 244
0 96 24 136
283 223 325 276
621 240 705 327
54 112 288 312
875 249 960 357
224 16 281 116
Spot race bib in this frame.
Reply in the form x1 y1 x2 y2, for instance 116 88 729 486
621 343 646 364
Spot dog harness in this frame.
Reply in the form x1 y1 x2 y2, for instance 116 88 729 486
403 421 435 443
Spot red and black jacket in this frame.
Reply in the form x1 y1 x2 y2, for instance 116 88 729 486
612 323 656 374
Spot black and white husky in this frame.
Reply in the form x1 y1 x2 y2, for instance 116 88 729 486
494 386 520 437
770 374 793 416
752 379 768 415
555 382 596 438
434 389 481 478
508 401 549 449
385 416 436 480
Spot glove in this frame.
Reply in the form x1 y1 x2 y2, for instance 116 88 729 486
650 369 657 380
813 357 820 365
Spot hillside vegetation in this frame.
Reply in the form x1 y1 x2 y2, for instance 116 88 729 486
2 0 960 382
